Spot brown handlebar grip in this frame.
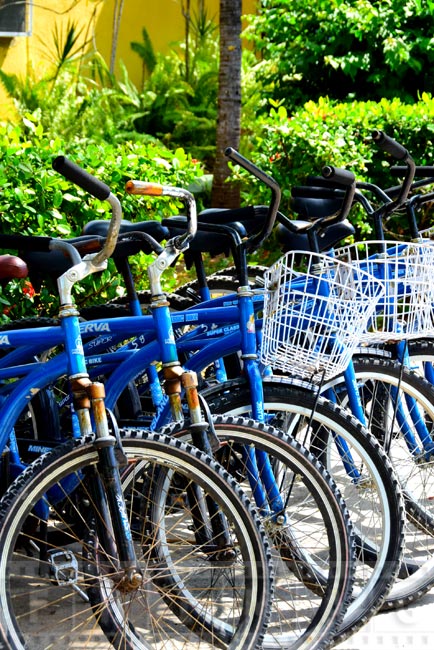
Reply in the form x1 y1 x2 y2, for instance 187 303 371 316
125 180 163 196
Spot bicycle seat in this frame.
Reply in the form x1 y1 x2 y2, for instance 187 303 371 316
83 219 169 241
0 254 28 281
290 187 345 220
163 216 247 256
197 205 268 232
276 219 355 253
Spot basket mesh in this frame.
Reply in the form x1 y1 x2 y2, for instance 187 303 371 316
260 251 384 381
335 241 434 343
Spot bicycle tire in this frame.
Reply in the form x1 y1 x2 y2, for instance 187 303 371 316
0 430 273 650
174 265 269 300
123 414 356 650
404 336 434 386
325 354 434 610
198 379 405 643
84 268 263 320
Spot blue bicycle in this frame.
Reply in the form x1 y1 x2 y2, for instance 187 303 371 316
96 136 434 616
255 132 434 610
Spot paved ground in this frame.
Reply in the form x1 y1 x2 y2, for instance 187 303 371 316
335 590 434 649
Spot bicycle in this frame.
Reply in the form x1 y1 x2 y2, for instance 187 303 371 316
260 132 434 610
3 146 415 639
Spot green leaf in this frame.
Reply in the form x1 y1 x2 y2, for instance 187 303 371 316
57 223 72 235
22 118 37 133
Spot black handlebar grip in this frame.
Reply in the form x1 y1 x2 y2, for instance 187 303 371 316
52 156 111 201
321 166 355 186
372 130 408 160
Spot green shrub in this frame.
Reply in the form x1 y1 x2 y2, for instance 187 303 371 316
0 120 205 321
0 23 220 165
0 54 146 146
245 0 434 112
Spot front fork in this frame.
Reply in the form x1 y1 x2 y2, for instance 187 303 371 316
163 364 233 553
238 288 285 517
71 376 142 590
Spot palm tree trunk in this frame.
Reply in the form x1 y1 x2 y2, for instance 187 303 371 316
181 0 191 82
211 0 242 208
110 0 125 75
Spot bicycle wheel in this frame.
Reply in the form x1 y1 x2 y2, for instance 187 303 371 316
200 380 405 643
0 430 272 650
91 264 268 316
325 354 434 609
122 414 357 649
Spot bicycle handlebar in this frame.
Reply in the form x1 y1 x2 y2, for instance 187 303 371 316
125 181 164 196
225 146 281 251
319 166 356 225
371 130 416 230
52 156 122 267
52 156 111 201
125 180 197 250
287 131 418 241
390 165 434 178
322 166 355 186
225 147 278 190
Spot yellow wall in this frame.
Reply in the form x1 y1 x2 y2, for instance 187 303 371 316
0 0 256 120
0 0 100 118
95 0 256 85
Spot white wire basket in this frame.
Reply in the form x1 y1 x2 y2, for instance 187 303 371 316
260 251 385 382
335 240 434 343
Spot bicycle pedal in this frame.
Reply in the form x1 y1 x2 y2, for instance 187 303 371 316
47 549 90 602
47 549 79 585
